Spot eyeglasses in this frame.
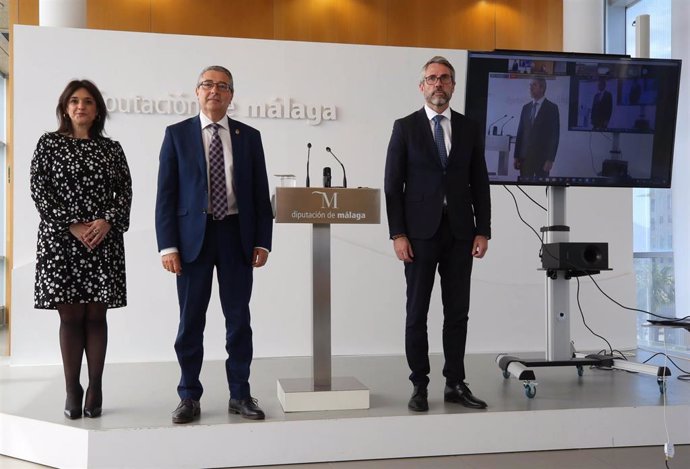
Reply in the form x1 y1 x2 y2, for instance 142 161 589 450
197 80 233 92
424 74 453 85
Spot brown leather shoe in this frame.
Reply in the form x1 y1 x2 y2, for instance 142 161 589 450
444 383 487 409
228 397 265 420
408 385 429 412
172 399 200 424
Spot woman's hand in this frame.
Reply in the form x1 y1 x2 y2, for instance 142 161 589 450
82 219 112 250
68 222 92 250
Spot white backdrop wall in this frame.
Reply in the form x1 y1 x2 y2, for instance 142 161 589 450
11 25 637 365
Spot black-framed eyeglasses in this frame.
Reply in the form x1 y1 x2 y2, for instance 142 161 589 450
197 80 233 92
424 74 453 85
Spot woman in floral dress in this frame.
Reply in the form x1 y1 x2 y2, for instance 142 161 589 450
30 79 132 419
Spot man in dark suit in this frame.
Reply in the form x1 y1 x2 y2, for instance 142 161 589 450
591 76 613 130
155 65 273 423
384 56 491 412
513 77 560 179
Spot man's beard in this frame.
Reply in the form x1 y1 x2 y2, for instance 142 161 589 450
428 91 450 106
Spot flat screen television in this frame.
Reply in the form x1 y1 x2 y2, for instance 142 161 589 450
464 50 682 188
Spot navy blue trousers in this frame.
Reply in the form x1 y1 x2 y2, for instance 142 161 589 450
174 215 254 400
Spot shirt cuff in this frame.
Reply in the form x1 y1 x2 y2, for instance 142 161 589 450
160 247 178 256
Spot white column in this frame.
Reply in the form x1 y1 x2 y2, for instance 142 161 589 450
563 0 605 53
39 0 86 28
671 0 690 319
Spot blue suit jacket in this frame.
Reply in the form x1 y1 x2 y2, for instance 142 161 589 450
384 108 491 241
155 115 273 264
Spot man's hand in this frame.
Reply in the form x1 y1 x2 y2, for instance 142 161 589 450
514 158 521 170
253 248 269 268
543 160 554 173
393 236 414 263
162 252 182 275
472 235 489 259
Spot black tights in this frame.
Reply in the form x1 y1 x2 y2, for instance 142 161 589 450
57 303 108 409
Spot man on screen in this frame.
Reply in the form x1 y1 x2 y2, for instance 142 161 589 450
591 76 613 130
384 56 491 412
513 77 560 178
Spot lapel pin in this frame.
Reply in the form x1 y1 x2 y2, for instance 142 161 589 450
235 129 240 135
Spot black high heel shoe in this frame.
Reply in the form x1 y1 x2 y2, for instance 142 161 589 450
84 387 103 418
64 386 84 419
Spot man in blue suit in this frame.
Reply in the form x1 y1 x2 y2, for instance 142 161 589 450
155 65 273 423
384 56 491 412
513 77 560 179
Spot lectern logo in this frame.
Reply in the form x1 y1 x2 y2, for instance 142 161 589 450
312 191 339 209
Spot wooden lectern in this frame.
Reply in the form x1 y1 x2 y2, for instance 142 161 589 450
274 187 380 412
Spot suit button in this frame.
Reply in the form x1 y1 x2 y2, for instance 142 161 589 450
202 209 207 214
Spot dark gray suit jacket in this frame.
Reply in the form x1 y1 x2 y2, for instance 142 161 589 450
384 108 491 241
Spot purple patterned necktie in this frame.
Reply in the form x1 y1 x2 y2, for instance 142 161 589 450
208 123 229 220
433 115 448 169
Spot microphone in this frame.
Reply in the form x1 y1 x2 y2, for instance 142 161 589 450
325 146 347 188
306 142 312 187
499 116 515 135
487 114 508 135
323 167 332 188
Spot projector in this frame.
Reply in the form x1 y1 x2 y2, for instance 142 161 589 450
541 242 609 271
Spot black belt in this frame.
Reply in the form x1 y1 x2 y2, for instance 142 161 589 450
207 213 238 222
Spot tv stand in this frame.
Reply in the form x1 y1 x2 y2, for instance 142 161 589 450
601 131 630 179
496 186 671 398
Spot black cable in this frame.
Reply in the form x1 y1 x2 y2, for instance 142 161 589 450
575 277 614 355
641 352 690 381
585 272 690 322
503 186 544 244
589 132 598 175
515 185 547 211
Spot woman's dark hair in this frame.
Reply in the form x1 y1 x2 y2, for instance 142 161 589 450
55 79 109 138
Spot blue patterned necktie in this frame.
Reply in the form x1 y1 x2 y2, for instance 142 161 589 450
208 123 229 220
530 101 538 123
433 115 448 169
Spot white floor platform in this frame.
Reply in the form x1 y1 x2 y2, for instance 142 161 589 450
1 353 689 469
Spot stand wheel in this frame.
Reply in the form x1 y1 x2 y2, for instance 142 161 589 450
576 365 584 377
524 382 537 399
502 369 511 379
657 378 667 395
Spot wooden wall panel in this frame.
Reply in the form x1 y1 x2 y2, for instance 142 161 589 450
273 0 388 45
10 1 564 52
149 0 274 38
386 0 496 50
494 0 563 51
14 0 39 25
88 0 151 32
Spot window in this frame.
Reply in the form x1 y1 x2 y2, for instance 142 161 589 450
622 0 687 355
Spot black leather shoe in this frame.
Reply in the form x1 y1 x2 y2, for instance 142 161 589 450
64 386 84 419
172 399 200 424
84 387 102 418
408 385 429 412
444 383 487 409
228 397 265 420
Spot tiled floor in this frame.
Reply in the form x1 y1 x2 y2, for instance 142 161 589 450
1 446 688 468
